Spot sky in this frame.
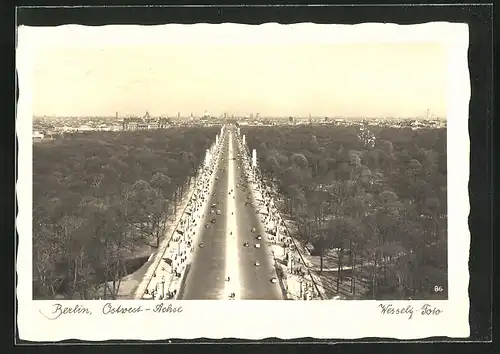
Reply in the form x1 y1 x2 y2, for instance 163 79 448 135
18 23 466 118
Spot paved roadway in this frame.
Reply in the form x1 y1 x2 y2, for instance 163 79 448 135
179 128 283 300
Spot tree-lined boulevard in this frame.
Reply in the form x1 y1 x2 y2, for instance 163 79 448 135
33 127 218 299
243 123 447 300
32 122 447 300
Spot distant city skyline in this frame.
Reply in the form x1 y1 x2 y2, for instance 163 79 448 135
33 113 445 120
19 23 456 119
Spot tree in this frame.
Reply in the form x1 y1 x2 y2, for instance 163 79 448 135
329 217 363 293
33 223 66 299
129 180 167 249
80 198 128 299
313 222 334 274
263 155 280 182
150 172 172 195
291 153 308 169
33 126 220 299
284 184 304 217
379 140 394 155
240 124 448 300
407 159 423 181
308 134 320 153
54 214 87 298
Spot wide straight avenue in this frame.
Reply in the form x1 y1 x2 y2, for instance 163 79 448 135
178 128 283 300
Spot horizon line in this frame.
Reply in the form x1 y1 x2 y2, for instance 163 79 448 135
33 115 447 120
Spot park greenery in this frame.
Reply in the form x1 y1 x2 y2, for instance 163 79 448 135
32 127 218 299
243 123 447 300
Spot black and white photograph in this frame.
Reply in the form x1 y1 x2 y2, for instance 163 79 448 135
17 19 470 340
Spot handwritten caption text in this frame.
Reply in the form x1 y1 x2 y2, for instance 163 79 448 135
379 303 443 320
39 303 183 320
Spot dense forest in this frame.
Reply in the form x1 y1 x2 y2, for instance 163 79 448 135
243 124 447 300
33 127 218 299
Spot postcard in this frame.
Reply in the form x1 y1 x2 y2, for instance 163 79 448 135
16 21 470 340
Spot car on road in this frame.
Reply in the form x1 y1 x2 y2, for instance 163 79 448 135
254 243 261 248
205 224 210 228
254 261 260 267
256 235 262 240
243 242 249 247
251 227 256 233
211 204 216 208
210 218 216 224
216 210 221 215
270 277 278 284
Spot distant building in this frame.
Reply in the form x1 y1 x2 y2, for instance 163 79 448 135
61 125 77 132
122 113 171 131
137 121 148 130
158 117 170 128
33 131 44 142
78 125 93 132
123 118 139 130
